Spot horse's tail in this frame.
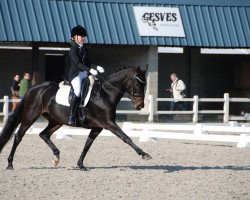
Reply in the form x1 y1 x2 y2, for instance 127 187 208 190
0 99 24 153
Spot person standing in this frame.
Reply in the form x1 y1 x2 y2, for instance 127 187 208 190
19 72 31 99
10 74 20 112
166 73 186 111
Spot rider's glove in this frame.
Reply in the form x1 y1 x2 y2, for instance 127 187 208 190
90 68 98 76
97 66 105 73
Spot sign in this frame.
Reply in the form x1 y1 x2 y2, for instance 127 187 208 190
133 6 185 37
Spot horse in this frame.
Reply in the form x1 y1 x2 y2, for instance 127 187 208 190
0 66 152 171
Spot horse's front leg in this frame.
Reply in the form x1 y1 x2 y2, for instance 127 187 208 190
105 122 152 160
77 128 103 171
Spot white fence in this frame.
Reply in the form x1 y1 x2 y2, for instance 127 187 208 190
1 93 250 123
118 93 250 123
1 95 250 148
122 122 250 148
153 93 250 123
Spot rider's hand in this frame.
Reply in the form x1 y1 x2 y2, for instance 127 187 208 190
97 66 105 73
90 68 98 76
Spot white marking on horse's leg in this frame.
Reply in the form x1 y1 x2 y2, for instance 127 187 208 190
51 155 60 166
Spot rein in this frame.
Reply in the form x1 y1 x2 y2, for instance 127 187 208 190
99 73 146 100
105 80 125 96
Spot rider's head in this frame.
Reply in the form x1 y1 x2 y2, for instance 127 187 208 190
71 25 87 45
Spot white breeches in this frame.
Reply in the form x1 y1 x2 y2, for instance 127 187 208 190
71 71 88 97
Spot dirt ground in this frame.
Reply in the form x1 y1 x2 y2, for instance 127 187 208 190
0 134 249 200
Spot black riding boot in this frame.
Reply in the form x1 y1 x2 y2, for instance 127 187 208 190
68 94 80 125
79 79 88 126
79 78 88 106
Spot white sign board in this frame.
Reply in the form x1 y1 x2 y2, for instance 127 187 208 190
133 6 185 37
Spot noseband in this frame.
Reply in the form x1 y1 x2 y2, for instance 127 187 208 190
130 74 146 99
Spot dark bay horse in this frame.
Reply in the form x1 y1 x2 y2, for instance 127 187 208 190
0 66 152 171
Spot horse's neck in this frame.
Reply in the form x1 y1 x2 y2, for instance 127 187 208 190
108 70 130 89
102 71 129 104
107 78 125 92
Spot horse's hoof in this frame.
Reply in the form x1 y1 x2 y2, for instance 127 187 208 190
6 166 14 170
51 155 60 166
77 163 88 171
78 165 88 171
142 153 152 160
80 166 88 171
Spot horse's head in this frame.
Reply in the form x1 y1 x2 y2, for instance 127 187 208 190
125 65 148 110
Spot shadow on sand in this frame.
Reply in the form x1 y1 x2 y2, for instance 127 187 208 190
87 165 250 173
27 165 250 173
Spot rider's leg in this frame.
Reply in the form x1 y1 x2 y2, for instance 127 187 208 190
80 78 88 105
78 78 89 125
68 71 87 125
68 94 80 125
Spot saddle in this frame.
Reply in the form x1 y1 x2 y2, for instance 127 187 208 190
55 75 95 107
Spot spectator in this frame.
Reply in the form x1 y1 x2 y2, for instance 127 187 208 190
19 72 31 99
10 74 20 112
166 73 187 111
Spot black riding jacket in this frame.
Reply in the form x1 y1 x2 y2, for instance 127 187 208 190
68 42 92 82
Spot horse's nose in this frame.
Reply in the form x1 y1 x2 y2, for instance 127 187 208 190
139 102 144 109
135 102 144 110
132 97 144 110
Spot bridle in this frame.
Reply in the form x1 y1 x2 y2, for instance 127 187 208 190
129 74 146 106
130 74 146 99
104 72 146 100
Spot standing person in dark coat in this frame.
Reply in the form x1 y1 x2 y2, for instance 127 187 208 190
19 72 31 99
67 25 105 125
10 74 20 112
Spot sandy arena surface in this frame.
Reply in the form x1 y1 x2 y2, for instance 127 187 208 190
0 134 249 200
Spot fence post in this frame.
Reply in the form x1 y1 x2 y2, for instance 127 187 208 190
223 93 229 123
148 95 154 122
193 95 199 123
3 95 9 122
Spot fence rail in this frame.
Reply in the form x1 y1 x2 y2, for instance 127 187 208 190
1 93 250 123
122 122 250 148
150 93 250 123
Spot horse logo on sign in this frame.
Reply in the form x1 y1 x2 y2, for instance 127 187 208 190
141 15 158 31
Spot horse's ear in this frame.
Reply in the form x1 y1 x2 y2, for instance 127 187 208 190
143 64 148 73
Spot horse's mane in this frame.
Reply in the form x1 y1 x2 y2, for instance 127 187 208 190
104 66 138 79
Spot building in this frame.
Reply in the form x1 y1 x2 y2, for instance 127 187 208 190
0 0 250 115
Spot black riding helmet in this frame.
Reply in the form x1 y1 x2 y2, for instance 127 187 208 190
71 25 87 38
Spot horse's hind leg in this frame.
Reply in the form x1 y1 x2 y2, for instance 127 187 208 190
39 121 62 166
7 117 40 170
77 128 103 171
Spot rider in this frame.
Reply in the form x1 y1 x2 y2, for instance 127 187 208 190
68 25 104 125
